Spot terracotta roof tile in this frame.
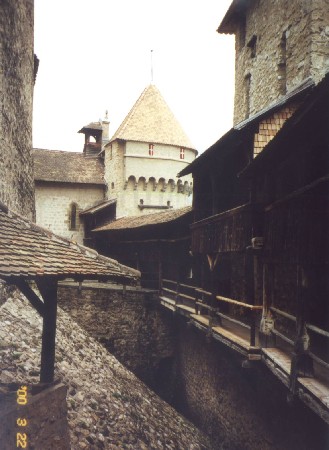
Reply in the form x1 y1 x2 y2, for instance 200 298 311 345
0 204 139 284
33 149 105 185
94 206 192 232
110 85 196 150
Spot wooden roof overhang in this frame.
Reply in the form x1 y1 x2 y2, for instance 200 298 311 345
92 207 193 243
217 0 249 35
179 78 314 179
0 203 140 383
239 75 329 180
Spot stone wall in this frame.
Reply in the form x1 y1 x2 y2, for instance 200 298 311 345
58 282 329 448
231 0 329 124
0 383 70 450
57 282 175 386
35 183 104 243
0 0 35 219
1 292 210 449
171 321 329 450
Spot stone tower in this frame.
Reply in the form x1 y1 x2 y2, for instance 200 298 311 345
104 84 197 218
0 0 35 219
218 0 329 124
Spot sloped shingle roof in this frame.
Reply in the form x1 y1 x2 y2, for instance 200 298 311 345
94 206 192 232
33 149 105 185
110 85 196 150
0 203 139 284
80 199 117 216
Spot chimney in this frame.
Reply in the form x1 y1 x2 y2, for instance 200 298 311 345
102 110 110 147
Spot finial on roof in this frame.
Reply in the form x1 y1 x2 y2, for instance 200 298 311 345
105 110 109 120
150 49 154 84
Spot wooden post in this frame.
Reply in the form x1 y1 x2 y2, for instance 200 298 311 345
289 265 314 397
259 263 275 347
246 248 256 347
158 244 162 293
37 279 58 384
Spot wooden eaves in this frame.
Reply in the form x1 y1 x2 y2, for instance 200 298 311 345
0 203 140 384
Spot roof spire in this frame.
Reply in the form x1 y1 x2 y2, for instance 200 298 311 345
150 49 154 84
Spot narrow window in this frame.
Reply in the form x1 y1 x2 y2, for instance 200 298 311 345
247 35 257 58
278 32 287 95
149 143 154 156
70 203 77 230
110 144 113 159
244 73 251 119
180 148 185 159
111 182 114 189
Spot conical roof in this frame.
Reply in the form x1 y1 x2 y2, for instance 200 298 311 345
110 84 195 150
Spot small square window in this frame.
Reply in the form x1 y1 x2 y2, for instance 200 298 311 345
149 144 154 156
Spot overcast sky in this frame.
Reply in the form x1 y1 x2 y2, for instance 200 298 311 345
33 0 235 154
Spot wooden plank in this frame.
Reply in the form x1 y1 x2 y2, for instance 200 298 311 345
178 292 195 301
177 304 195 314
190 314 210 327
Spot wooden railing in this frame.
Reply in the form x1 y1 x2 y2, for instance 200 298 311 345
190 203 263 254
270 306 329 370
161 279 262 347
161 279 329 370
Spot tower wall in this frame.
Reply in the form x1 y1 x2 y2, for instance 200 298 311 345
0 0 35 219
105 140 194 218
230 0 329 124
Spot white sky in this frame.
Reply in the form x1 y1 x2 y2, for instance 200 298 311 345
33 0 235 154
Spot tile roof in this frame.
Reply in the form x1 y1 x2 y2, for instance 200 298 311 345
78 121 103 133
110 84 196 151
94 206 192 232
80 199 117 216
33 149 105 185
0 203 139 284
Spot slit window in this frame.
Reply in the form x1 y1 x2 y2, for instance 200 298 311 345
247 35 257 58
180 148 185 159
149 144 154 156
70 203 77 230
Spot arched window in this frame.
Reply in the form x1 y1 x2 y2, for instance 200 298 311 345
70 203 77 230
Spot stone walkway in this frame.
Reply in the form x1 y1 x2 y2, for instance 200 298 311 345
0 290 211 449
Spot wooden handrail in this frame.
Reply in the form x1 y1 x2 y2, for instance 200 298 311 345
306 323 329 339
195 288 212 296
270 307 329 339
270 306 296 322
217 311 251 330
162 279 176 285
216 295 262 311
178 292 195 301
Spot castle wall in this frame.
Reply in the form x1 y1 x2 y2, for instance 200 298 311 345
57 283 174 387
35 183 104 243
57 282 329 449
0 0 35 219
232 0 329 124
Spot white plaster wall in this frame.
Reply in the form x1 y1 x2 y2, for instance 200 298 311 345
124 141 195 181
35 184 104 244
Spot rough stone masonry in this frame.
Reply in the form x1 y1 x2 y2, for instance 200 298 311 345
0 290 211 450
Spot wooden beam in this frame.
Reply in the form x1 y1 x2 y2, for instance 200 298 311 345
36 279 58 384
15 280 45 317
